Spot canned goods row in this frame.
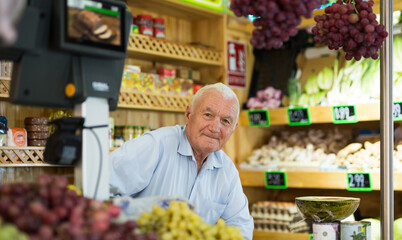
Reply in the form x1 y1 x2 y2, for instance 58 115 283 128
113 125 151 147
313 221 371 240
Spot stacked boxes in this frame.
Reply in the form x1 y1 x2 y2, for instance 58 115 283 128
24 117 49 146
121 65 194 96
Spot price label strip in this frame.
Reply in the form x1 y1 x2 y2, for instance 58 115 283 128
332 105 358 124
264 171 287 189
248 109 270 127
288 108 311 126
393 102 402 121
346 172 372 191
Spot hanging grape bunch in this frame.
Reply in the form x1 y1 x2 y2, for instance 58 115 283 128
230 0 321 49
312 0 388 61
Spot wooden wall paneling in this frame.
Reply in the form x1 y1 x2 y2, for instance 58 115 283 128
0 101 55 128
0 167 74 184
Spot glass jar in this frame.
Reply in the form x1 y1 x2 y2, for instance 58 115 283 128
134 126 142 138
153 18 165 39
136 14 153 36
142 126 151 133
123 125 134 141
114 136 124 148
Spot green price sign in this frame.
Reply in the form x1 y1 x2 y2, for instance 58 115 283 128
332 105 358 124
248 109 270 127
310 234 313 240
393 102 402 121
346 172 372 191
264 171 287 189
288 108 311 126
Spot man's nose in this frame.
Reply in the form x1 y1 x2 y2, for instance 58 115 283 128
209 118 221 132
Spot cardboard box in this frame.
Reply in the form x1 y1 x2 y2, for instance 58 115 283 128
122 65 141 92
157 68 176 78
168 77 181 96
141 73 157 93
180 79 193 96
155 75 169 94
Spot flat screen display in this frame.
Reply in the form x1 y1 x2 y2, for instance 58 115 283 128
66 0 124 51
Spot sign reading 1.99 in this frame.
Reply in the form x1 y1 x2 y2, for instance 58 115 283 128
248 109 269 127
332 105 358 123
346 173 372 191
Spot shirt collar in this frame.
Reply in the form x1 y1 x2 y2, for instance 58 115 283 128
178 126 223 170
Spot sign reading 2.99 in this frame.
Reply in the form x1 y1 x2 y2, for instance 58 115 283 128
347 173 372 191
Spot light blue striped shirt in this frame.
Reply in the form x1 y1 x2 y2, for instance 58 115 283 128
109 125 253 239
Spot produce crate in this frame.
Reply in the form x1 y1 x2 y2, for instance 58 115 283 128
0 147 46 165
118 91 192 112
127 34 223 67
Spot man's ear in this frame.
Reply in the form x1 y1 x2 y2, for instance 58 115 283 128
185 105 191 122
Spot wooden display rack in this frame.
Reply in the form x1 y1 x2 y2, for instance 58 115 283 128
0 146 49 166
118 90 192 112
127 34 223 67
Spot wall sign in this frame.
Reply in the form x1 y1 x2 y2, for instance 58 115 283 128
248 109 270 127
264 171 287 189
332 105 358 124
346 172 372 191
227 40 246 88
288 108 311 126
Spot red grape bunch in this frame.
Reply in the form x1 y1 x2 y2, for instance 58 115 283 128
0 174 157 240
230 0 321 49
312 0 388 60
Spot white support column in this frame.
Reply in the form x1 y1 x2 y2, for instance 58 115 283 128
74 97 110 200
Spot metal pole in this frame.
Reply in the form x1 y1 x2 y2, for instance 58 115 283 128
380 0 394 238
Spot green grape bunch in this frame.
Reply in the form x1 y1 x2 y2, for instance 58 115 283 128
137 200 244 240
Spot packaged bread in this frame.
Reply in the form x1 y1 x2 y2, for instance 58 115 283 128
27 132 49 140
28 139 47 146
7 128 27 147
24 117 48 125
25 124 49 132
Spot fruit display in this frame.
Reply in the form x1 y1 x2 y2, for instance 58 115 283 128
312 0 388 61
137 200 243 240
335 139 402 171
242 128 352 170
246 86 283 109
0 174 155 240
251 201 308 233
230 0 320 49
0 217 28 240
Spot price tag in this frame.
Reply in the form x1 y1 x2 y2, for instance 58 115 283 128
248 109 270 127
346 173 372 191
332 105 358 123
310 234 313 240
264 171 287 189
393 102 402 121
288 108 310 126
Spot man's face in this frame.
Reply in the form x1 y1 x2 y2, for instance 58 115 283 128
185 90 238 156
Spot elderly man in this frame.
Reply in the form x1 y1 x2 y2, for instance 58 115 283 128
109 83 254 239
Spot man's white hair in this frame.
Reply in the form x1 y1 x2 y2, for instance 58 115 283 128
190 82 240 124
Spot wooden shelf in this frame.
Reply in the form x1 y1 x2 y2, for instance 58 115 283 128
0 146 49 166
240 169 402 191
128 0 223 21
239 103 381 126
253 230 310 240
118 91 191 112
127 34 223 68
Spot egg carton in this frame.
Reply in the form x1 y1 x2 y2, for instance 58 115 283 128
251 201 300 222
254 217 310 233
